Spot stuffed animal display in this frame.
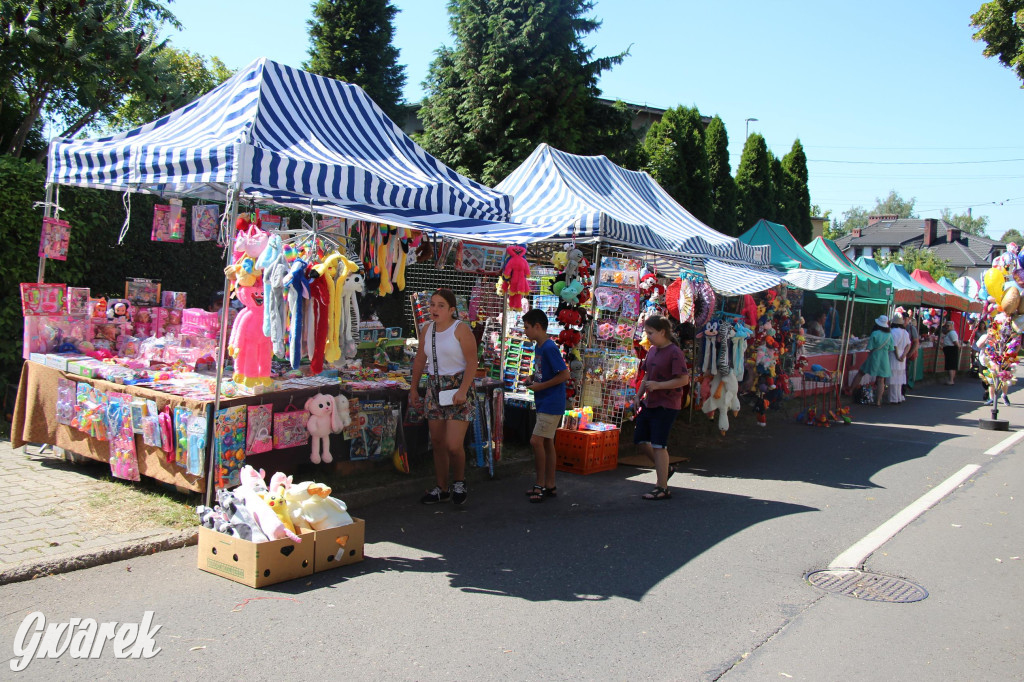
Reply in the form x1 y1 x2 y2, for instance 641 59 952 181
196 465 353 543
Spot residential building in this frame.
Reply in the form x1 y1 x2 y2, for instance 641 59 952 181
834 216 1005 281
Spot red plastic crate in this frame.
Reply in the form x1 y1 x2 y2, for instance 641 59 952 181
555 428 619 475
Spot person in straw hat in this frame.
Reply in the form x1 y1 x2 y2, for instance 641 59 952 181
843 314 895 406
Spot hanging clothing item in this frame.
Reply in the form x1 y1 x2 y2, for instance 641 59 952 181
285 258 311 369
307 274 331 375
256 235 289 358
717 320 735 377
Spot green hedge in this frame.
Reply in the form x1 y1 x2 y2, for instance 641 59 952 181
0 155 229 387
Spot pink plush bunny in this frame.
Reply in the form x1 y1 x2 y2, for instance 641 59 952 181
499 245 531 311
305 393 343 464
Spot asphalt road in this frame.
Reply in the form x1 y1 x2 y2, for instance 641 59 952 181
2 380 1020 681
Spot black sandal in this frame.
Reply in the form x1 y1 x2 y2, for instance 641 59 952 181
527 485 546 503
642 487 672 501
544 486 557 498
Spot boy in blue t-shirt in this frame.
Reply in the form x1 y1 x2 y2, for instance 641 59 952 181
522 308 570 503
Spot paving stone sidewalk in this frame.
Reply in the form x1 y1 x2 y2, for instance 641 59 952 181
0 439 188 572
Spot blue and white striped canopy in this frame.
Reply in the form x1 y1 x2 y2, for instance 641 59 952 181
47 58 534 239
496 144 770 266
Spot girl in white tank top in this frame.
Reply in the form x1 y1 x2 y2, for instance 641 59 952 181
423 321 468 375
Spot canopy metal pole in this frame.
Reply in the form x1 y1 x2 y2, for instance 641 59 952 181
837 286 856 391
586 239 604 346
204 185 241 507
37 183 55 283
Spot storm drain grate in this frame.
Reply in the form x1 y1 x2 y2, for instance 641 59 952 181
805 569 928 603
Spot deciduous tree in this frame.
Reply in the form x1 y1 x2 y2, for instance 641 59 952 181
0 0 182 159
879 245 954 281
971 0 1024 87
941 208 990 236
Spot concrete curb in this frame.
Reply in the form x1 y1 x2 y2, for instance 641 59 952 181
0 456 536 586
0 528 199 586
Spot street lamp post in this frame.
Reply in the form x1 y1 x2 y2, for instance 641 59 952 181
745 117 758 139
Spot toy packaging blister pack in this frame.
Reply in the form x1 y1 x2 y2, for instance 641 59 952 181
39 217 71 261
56 379 77 426
173 406 191 468
191 204 220 242
125 278 161 308
214 405 246 487
186 412 208 478
75 384 108 440
273 405 309 449
246 404 273 454
151 201 186 243
106 393 141 482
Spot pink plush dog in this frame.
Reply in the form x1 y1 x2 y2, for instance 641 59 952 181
305 394 351 464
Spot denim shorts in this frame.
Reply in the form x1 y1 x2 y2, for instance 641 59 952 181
633 406 679 449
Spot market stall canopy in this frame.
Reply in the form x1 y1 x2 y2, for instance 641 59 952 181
855 256 921 306
938 276 981 312
911 269 964 310
738 219 841 291
496 144 770 266
46 58 552 243
804 237 892 304
883 263 946 307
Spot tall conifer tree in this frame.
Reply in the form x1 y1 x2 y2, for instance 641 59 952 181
643 105 712 225
305 0 407 123
735 133 773 230
782 139 813 242
420 0 626 185
704 115 738 235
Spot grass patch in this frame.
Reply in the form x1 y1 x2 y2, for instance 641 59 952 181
79 482 198 533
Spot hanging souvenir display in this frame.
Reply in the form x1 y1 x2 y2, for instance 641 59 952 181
191 204 220 242
39 217 71 261
151 201 186 243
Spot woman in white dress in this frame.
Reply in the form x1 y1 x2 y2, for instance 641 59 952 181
888 314 911 403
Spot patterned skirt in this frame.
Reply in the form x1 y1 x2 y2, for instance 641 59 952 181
424 372 477 422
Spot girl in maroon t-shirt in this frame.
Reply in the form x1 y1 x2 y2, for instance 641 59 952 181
635 315 689 500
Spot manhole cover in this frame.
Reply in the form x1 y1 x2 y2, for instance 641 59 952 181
805 569 928 603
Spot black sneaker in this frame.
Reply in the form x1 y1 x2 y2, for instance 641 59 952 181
1004 395 1011 406
451 481 468 506
420 486 450 505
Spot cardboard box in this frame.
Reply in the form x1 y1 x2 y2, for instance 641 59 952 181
197 527 314 588
45 354 88 371
311 518 365 573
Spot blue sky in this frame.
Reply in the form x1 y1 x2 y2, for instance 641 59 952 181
165 0 1024 239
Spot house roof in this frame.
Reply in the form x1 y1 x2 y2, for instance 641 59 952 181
834 218 1004 268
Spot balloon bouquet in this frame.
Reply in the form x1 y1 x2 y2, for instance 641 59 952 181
978 243 1024 411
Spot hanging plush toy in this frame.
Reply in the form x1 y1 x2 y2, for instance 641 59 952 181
228 280 273 387
337 255 364 360
499 245 531 311
305 393 345 464
284 258 312 369
701 373 740 436
564 247 584 285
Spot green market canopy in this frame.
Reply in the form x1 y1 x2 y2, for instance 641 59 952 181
738 219 840 291
805 237 892 304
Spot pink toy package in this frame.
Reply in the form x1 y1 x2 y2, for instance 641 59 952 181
159 307 183 336
21 283 67 316
23 315 91 357
181 308 219 338
133 307 159 338
67 287 91 315
161 291 187 309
